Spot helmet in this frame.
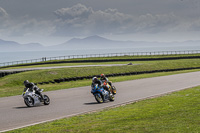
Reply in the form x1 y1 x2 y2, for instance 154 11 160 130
100 74 105 78
92 77 98 82
24 80 29 86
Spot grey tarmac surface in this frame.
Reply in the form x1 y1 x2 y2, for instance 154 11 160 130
1 71 200 132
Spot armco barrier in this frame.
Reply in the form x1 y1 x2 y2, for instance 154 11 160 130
1 50 200 67
1 55 200 69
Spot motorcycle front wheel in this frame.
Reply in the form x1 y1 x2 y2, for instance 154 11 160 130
24 96 34 107
95 94 103 103
43 95 50 105
109 94 115 101
112 86 117 95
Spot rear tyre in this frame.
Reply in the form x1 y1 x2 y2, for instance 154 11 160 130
95 94 103 103
24 96 34 107
43 95 50 105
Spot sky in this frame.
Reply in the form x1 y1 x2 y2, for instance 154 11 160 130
0 0 200 46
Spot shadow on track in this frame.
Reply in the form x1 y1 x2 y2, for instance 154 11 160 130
13 104 43 109
84 102 100 105
13 106 30 109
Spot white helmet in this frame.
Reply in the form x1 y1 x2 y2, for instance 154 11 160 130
92 77 97 82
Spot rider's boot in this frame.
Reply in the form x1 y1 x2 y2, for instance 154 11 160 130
41 94 45 102
38 92 44 102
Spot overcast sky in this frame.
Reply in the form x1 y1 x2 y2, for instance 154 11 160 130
0 0 200 46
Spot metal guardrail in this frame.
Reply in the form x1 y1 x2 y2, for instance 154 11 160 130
0 50 200 67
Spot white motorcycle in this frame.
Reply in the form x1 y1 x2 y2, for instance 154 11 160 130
22 88 50 107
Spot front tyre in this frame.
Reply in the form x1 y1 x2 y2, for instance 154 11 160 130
95 94 103 103
24 96 34 107
112 86 117 95
109 94 115 101
43 95 50 105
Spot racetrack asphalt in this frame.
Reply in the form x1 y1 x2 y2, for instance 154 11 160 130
1 71 200 132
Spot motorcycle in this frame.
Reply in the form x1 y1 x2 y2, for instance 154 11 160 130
91 84 115 103
100 80 117 95
105 81 117 95
22 88 50 107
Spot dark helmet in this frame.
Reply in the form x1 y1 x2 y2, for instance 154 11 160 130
100 74 105 78
24 80 29 86
92 77 98 82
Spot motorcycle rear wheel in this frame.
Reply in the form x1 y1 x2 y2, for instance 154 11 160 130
43 95 50 105
24 96 34 107
95 94 103 103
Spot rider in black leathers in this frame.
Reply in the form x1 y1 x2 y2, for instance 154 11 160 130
23 80 44 101
91 77 102 88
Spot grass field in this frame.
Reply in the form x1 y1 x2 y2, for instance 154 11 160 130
2 54 200 132
1 58 200 97
7 85 200 133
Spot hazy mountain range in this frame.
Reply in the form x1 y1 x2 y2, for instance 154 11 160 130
0 35 200 52
0 39 43 52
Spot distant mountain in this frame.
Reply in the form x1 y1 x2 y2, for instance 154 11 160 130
0 39 20 46
48 35 200 50
54 35 180 50
53 35 136 50
21 43 43 49
1 36 200 52
67 35 112 44
0 39 44 52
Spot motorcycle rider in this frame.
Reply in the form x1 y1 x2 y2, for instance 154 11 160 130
91 77 102 88
100 74 113 88
91 77 110 93
100 74 116 94
91 76 112 95
23 80 44 101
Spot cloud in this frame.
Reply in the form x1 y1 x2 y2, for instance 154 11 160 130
0 7 10 35
1 4 162 38
134 13 178 33
54 3 93 20
0 15 54 38
9 19 54 37
0 7 54 38
52 4 180 36
1 3 200 41
53 4 135 36
0 7 8 18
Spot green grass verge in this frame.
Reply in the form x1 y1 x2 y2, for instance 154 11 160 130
1 53 200 70
0 62 131 70
1 59 200 97
2 54 200 132
7 85 200 133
